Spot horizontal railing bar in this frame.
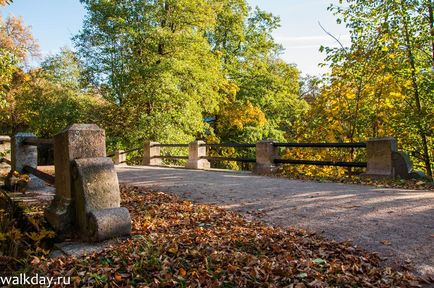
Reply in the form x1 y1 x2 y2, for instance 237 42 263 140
201 156 256 163
154 155 189 160
274 159 367 167
123 147 142 154
153 144 189 148
23 137 54 146
202 143 256 148
23 165 55 185
0 158 11 165
274 142 366 148
107 147 142 157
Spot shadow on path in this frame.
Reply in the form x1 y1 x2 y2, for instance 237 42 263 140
117 165 434 278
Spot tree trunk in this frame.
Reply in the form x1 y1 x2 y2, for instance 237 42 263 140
401 3 433 178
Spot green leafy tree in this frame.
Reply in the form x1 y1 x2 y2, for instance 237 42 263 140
209 3 308 143
75 0 226 149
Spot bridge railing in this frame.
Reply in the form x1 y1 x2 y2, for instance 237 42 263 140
109 137 412 178
200 143 256 164
4 133 56 185
272 142 367 168
4 125 132 242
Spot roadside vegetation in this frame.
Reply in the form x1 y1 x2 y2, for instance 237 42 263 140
0 0 432 179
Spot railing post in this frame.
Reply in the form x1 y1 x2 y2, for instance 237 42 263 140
186 141 210 169
143 141 161 166
254 140 279 174
0 136 11 173
113 150 126 165
45 124 106 232
363 137 398 178
0 136 11 158
10 133 38 173
6 133 46 190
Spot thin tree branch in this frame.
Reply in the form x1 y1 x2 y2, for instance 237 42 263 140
318 21 348 54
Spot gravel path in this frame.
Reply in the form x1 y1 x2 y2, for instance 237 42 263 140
117 166 434 279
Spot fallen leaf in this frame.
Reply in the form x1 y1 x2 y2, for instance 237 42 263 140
178 268 186 277
114 274 122 282
380 240 392 245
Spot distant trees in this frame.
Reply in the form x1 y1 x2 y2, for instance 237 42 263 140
74 0 307 168
305 0 434 177
1 0 431 177
0 8 105 137
75 0 226 147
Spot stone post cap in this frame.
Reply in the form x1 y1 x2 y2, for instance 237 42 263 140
144 141 160 145
0 136 11 142
14 132 36 138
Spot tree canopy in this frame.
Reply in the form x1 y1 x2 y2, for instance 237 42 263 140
0 0 432 177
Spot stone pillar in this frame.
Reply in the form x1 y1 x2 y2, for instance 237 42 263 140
143 141 161 166
186 141 210 169
45 124 106 232
72 157 131 242
254 140 279 174
6 133 45 190
11 133 38 173
364 137 398 178
0 136 11 159
113 150 127 165
0 136 11 173
392 151 412 179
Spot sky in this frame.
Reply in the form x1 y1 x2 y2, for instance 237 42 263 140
1 0 350 75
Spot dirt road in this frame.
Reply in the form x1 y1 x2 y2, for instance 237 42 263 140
117 165 434 279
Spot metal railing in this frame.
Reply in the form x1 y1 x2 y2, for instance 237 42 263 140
201 143 256 148
22 137 54 146
201 156 256 163
111 140 369 168
20 136 56 185
273 141 367 168
106 147 141 158
274 159 367 168
273 142 366 148
0 157 11 165
201 142 256 163
23 165 55 185
154 143 189 148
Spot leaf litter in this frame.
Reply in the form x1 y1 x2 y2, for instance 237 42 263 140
33 186 422 287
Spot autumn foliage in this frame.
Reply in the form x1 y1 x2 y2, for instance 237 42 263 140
29 186 418 287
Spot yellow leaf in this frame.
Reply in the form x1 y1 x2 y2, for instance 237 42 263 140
168 243 178 254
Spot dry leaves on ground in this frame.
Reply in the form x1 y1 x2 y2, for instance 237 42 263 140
34 186 420 287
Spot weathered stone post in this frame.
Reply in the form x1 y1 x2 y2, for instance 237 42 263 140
364 137 398 178
186 141 210 169
0 136 11 173
45 124 106 232
143 141 161 166
72 157 131 241
0 136 11 159
113 150 126 165
254 140 279 174
6 133 44 189
11 133 38 173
